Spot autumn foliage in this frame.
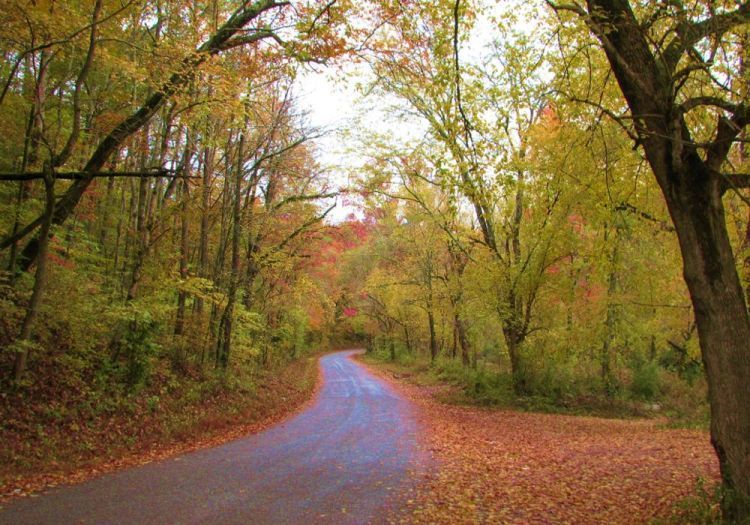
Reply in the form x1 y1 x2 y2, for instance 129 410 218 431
365 363 719 524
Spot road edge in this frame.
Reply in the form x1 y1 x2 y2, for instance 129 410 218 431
0 353 324 504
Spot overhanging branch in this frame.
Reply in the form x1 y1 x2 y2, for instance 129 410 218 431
615 202 675 232
0 170 197 182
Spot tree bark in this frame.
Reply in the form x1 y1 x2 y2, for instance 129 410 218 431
174 176 190 338
12 163 55 381
575 0 750 516
503 322 527 396
7 51 47 278
427 307 438 362
601 224 620 398
195 144 214 315
126 128 152 301
664 168 750 518
403 324 413 353
216 122 247 369
455 313 471 367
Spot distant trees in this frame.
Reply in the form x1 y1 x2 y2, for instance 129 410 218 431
360 0 570 393
335 0 721 496
332 0 750 519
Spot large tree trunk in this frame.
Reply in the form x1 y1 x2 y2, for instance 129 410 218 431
572 1 750 515
662 167 750 518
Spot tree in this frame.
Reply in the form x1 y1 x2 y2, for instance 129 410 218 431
1 0 355 380
2 0 292 270
548 0 750 517
362 0 575 392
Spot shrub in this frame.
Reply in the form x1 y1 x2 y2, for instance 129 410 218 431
630 360 662 401
111 311 160 389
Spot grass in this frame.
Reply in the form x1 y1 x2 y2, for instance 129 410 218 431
650 478 724 525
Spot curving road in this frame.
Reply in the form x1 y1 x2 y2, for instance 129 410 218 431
0 350 426 524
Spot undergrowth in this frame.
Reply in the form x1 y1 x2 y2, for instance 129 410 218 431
0 352 319 492
651 478 724 525
363 345 709 426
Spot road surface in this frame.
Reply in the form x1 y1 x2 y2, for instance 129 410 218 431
0 350 426 524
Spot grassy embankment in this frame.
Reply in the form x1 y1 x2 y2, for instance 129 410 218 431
0 354 320 500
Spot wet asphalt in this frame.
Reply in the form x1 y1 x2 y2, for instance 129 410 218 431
0 350 426 524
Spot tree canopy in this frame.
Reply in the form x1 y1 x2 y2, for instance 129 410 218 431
1 0 749 519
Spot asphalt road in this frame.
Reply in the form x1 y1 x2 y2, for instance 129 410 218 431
0 350 426 524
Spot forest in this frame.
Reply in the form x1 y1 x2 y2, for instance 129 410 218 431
1 0 749 522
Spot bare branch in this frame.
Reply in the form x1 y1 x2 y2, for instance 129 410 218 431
615 202 676 232
561 92 640 142
664 2 750 70
707 109 749 172
259 203 336 262
680 97 746 114
271 191 338 212
544 0 586 17
216 29 282 50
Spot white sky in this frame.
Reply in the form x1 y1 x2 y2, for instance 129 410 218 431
294 63 426 223
294 66 363 222
292 0 530 223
